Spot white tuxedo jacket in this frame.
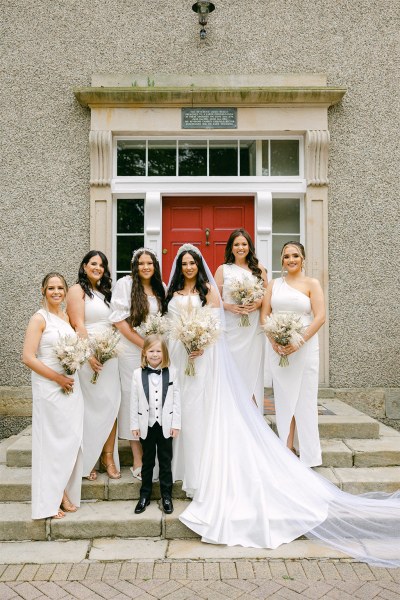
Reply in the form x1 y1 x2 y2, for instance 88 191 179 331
130 366 181 439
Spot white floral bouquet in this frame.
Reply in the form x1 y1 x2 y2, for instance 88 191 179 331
54 334 91 393
136 312 169 337
169 302 220 376
228 277 265 327
262 312 305 367
89 328 120 384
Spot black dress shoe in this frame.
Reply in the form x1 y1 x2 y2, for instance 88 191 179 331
134 497 150 514
161 496 173 514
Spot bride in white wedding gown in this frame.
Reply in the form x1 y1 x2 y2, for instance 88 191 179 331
169 244 400 568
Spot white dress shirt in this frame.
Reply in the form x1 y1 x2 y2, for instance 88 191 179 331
148 370 162 427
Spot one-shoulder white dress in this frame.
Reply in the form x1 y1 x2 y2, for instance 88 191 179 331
31 310 84 519
78 292 121 476
269 277 321 467
222 263 265 414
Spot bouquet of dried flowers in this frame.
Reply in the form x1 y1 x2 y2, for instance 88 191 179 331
136 312 169 337
262 312 305 367
54 334 91 393
89 328 120 384
228 277 265 327
169 302 220 376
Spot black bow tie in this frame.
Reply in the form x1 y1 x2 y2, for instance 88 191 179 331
146 367 161 375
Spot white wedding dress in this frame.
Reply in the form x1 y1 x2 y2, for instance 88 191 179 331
109 276 159 440
222 264 265 414
168 294 215 497
269 277 321 466
78 292 121 476
31 310 84 519
176 254 400 567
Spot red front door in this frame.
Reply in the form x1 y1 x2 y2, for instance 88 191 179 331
162 196 255 278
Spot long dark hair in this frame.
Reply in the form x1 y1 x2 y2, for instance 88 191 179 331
166 250 209 307
77 250 112 305
224 229 263 281
129 250 166 327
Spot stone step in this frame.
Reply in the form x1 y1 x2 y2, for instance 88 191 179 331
0 499 195 542
6 415 382 469
343 438 400 467
266 413 380 439
0 466 187 503
1 461 400 508
315 466 400 493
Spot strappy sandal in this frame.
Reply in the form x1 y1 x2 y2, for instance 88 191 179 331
52 509 65 519
61 495 78 513
86 469 97 481
100 452 121 479
130 466 142 480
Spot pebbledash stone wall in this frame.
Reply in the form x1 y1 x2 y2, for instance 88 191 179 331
1 1 399 399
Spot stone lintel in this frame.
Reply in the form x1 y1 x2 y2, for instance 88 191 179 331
74 86 346 109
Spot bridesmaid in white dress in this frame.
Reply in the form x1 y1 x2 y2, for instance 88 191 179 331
215 229 268 414
166 244 220 497
109 248 166 479
67 251 121 480
261 241 325 466
22 273 84 519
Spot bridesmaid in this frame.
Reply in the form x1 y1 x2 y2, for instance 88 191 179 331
22 273 84 519
214 229 268 413
261 241 325 466
67 251 121 480
109 248 166 479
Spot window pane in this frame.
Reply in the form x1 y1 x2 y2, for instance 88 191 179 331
272 198 300 234
270 140 299 176
178 141 207 176
209 140 238 176
117 199 144 234
148 141 176 176
117 235 144 271
272 234 300 273
261 140 269 175
117 141 146 176
240 140 256 176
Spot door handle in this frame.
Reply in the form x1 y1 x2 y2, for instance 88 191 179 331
205 228 210 246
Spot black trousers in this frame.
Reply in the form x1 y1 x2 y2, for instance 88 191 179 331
140 422 173 499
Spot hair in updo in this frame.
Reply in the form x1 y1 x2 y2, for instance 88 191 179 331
280 241 306 265
41 272 68 296
224 229 263 281
77 250 112 305
166 249 209 307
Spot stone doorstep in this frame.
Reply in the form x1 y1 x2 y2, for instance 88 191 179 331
266 414 380 439
6 410 385 469
0 500 194 542
0 537 352 565
344 438 400 467
2 462 400 505
320 439 353 467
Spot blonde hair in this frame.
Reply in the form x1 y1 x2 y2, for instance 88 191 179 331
280 241 306 265
141 334 170 369
41 272 68 310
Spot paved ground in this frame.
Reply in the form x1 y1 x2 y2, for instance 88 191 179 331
1 559 400 599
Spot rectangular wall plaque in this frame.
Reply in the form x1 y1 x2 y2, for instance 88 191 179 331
182 108 237 129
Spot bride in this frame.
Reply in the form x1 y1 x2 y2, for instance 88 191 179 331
168 243 400 568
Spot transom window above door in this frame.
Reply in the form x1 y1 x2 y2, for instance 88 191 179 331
116 138 301 177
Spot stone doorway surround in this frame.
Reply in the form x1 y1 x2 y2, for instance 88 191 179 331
74 74 346 386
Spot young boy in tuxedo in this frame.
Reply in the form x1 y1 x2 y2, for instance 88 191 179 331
131 334 181 514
